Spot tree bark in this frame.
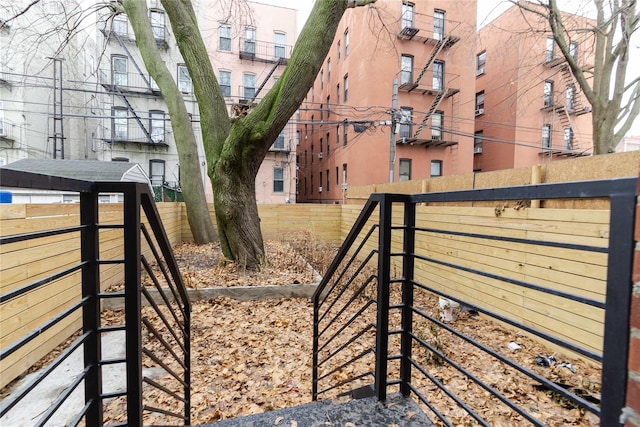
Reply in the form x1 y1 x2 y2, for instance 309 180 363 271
120 0 217 244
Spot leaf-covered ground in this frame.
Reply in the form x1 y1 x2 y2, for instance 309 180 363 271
100 239 601 426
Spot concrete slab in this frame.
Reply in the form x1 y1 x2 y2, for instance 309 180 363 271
202 393 433 427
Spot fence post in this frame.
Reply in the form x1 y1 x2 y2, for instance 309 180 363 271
400 198 416 397
123 184 143 426
600 192 637 426
375 195 392 401
80 189 103 426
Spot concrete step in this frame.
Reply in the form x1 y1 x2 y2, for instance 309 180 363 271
198 392 433 426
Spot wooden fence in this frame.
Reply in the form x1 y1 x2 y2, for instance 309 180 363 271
1 150 638 388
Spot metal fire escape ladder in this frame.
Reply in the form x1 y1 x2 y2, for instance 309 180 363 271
413 90 446 138
252 57 282 100
559 64 587 114
112 31 154 91
112 85 154 144
414 36 448 86
555 105 580 151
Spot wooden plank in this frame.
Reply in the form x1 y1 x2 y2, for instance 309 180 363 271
0 280 80 345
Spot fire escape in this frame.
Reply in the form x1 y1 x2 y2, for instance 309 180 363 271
396 10 460 148
100 28 167 147
542 52 591 156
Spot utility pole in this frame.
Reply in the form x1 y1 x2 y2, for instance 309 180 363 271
389 78 398 183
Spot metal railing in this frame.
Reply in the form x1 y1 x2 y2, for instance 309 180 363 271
312 177 637 426
238 38 292 63
0 171 190 426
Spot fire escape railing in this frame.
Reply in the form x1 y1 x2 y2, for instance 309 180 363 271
312 177 637 427
0 172 190 426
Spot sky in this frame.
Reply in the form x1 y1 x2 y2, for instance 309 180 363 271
258 0 639 136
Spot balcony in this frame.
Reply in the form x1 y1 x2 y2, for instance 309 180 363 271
98 69 161 95
397 10 461 47
0 118 15 144
238 38 292 64
101 120 171 148
103 25 169 49
398 70 460 97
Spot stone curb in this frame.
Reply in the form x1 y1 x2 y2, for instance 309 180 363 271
102 282 320 310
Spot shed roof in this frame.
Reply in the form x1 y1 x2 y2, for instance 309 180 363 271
0 159 153 192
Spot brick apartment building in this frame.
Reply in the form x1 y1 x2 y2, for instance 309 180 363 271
296 0 478 203
473 2 595 172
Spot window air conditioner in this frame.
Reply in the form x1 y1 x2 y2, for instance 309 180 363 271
341 183 348 190
475 67 485 76
475 108 484 116
432 134 441 141
318 152 323 159
318 186 323 193
474 146 483 154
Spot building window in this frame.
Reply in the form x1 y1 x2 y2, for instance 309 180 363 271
113 14 128 35
343 120 348 146
475 91 485 115
326 132 330 156
566 84 575 110
474 130 484 154
542 124 551 149
326 95 331 117
219 70 231 97
432 111 443 140
344 29 349 56
402 2 415 28
337 40 341 59
326 169 329 191
327 58 331 81
149 159 165 186
243 73 256 99
273 130 285 149
112 107 128 139
274 32 286 58
430 160 443 177
296 130 300 146
336 166 339 185
569 41 578 61
401 54 414 85
342 163 348 185
476 51 486 75
399 159 411 181
336 83 340 104
149 9 165 40
150 110 165 143
434 9 445 40
311 144 314 163
320 171 323 191
563 127 574 150
343 74 348 102
219 23 231 51
399 107 413 138
320 104 323 121
319 137 323 156
177 65 192 93
320 69 324 90
112 56 127 86
543 80 554 107
545 36 555 62
336 124 340 146
273 167 284 192
244 27 256 55
311 175 314 194
433 60 444 90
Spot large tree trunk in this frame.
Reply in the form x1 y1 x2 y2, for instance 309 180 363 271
160 0 376 269
121 0 217 244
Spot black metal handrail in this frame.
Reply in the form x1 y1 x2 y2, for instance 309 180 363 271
312 177 637 426
0 169 190 426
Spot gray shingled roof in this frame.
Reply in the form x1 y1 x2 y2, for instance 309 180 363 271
1 159 152 186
